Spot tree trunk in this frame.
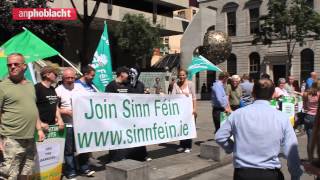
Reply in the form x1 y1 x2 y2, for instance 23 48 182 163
286 42 292 77
81 21 90 67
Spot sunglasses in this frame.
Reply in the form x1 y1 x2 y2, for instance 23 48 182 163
7 63 24 68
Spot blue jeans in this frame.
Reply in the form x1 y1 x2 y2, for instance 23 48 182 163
64 126 89 176
304 114 316 145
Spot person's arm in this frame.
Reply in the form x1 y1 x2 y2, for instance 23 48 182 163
189 82 197 116
215 84 228 109
55 107 64 130
36 114 45 142
215 114 234 153
282 116 303 180
302 92 308 111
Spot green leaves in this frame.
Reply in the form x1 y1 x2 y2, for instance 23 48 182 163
254 0 320 76
115 14 161 64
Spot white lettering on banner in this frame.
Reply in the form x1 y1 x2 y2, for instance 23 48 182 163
72 93 196 153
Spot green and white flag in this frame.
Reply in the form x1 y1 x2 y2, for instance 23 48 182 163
25 62 37 84
0 28 59 79
187 55 222 80
91 22 113 91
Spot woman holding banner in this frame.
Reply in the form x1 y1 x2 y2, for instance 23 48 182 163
172 69 197 153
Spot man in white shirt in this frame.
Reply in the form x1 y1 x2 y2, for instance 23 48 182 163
56 68 95 179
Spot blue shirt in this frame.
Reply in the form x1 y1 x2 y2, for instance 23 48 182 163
75 79 96 92
216 100 302 180
211 80 228 108
306 77 314 89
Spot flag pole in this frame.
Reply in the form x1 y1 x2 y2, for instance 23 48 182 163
58 54 100 92
58 54 82 75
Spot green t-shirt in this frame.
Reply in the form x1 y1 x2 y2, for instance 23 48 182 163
227 84 242 106
0 79 38 139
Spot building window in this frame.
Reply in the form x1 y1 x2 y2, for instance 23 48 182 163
249 52 260 80
249 8 260 34
227 53 237 75
301 49 314 82
227 11 236 36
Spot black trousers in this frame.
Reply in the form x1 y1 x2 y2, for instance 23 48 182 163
212 107 225 133
234 168 284 180
126 146 147 161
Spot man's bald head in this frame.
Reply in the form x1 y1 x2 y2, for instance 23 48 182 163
252 79 275 100
62 68 76 86
311 72 317 80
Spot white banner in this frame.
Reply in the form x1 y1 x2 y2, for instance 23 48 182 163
34 126 66 179
73 93 197 153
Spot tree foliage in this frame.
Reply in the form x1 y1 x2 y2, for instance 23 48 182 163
253 0 320 76
0 0 66 51
115 14 162 66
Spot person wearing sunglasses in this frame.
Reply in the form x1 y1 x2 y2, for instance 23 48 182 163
0 53 45 179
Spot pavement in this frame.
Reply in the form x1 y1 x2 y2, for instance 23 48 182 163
63 100 315 180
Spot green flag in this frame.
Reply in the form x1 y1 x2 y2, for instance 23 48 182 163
187 55 222 80
0 29 59 79
91 23 113 91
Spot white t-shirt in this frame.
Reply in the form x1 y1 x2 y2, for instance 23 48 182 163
55 84 85 124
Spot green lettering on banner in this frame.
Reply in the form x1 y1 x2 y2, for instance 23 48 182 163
78 132 93 148
158 126 165 139
123 99 131 118
110 131 122 145
183 124 189 136
126 129 133 144
154 100 161 116
94 131 109 146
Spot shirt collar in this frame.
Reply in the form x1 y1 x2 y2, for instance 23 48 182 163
253 100 270 105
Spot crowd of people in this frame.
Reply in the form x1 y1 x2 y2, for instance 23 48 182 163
2 52 320 179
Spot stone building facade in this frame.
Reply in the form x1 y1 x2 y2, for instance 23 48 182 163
181 0 320 92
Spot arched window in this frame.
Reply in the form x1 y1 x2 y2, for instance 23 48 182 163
222 2 239 36
301 49 314 82
227 53 237 75
249 52 260 80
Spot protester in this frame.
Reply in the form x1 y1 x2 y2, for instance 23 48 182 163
211 72 230 133
35 66 64 129
105 66 130 162
306 72 318 89
0 53 45 179
105 66 130 94
260 73 270 80
168 77 175 94
172 69 197 153
274 78 289 98
216 79 303 180
126 66 151 161
201 83 207 100
227 75 242 110
56 68 95 179
285 76 300 96
153 77 162 94
302 81 320 154
75 65 96 92
240 74 254 106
